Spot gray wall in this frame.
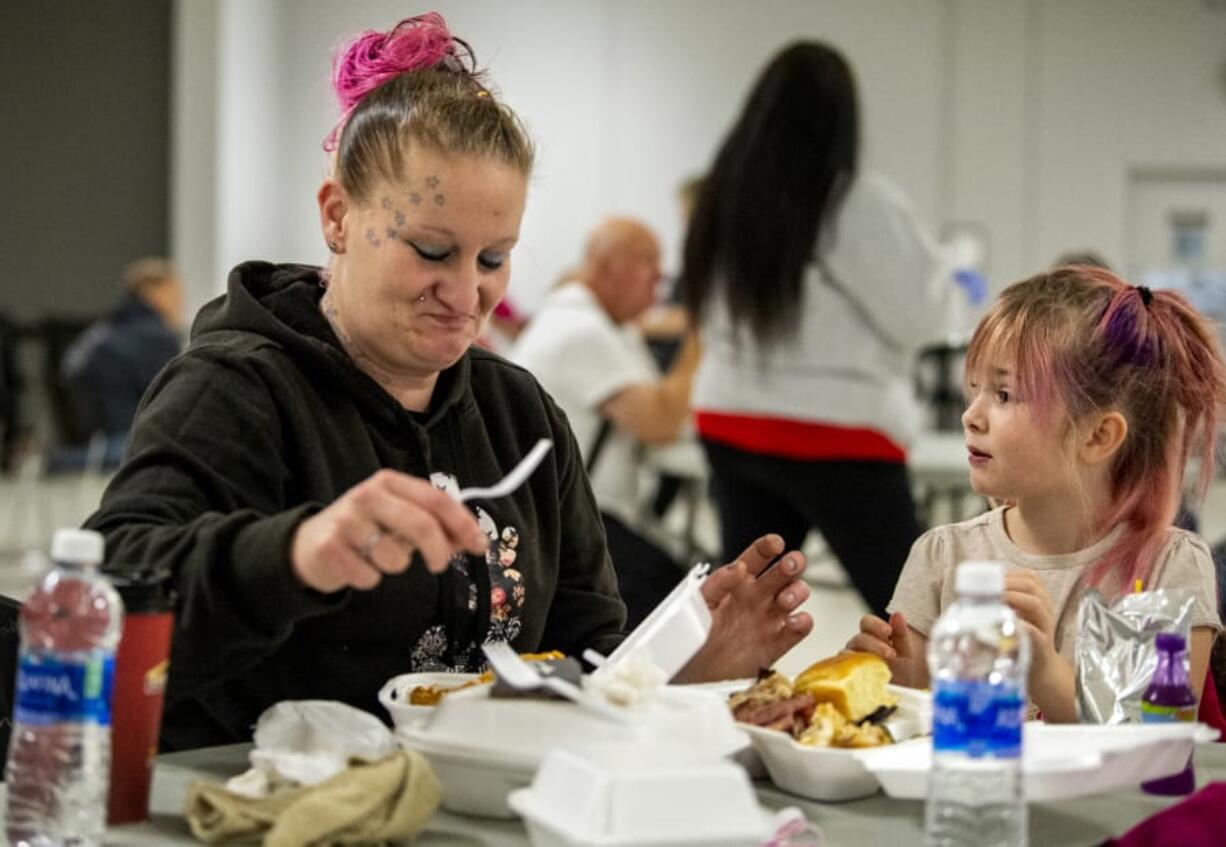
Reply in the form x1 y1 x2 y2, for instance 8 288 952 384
1 0 171 323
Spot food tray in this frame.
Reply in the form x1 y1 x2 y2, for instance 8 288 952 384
741 685 932 801
866 721 1220 802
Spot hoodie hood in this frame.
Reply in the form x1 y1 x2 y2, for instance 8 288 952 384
192 260 473 432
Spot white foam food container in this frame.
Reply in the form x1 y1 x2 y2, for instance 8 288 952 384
592 563 711 683
742 685 933 802
378 672 483 730
866 720 1220 802
400 684 748 818
507 744 769 847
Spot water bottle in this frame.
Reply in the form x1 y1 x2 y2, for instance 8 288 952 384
5 529 124 847
924 561 1030 847
1139 631 1196 795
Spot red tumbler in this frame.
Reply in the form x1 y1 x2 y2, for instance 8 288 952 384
106 571 175 825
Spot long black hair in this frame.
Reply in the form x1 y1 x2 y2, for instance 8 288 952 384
680 42 859 345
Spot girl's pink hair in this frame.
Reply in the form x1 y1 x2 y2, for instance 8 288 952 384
323 12 474 151
965 266 1226 592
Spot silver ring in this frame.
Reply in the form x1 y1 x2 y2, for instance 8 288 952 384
360 528 384 561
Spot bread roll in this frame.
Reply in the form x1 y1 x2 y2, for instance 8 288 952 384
792 652 898 722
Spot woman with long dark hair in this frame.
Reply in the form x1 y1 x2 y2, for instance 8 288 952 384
680 42 960 617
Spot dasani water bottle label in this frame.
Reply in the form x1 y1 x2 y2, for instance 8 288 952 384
932 679 1024 758
15 651 115 726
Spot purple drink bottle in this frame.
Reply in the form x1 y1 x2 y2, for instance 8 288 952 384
1140 631 1196 795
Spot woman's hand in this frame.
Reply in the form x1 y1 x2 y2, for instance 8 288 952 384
290 470 489 593
674 535 814 682
846 611 929 688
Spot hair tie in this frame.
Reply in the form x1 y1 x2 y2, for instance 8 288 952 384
1135 285 1153 306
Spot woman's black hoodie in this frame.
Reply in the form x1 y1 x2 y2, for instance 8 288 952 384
85 261 626 750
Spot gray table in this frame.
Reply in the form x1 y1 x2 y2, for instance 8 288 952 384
65 741 1224 845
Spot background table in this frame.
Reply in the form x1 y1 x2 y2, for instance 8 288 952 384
21 740 1216 845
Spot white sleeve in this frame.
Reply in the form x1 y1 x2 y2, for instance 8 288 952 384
827 174 959 353
513 311 655 413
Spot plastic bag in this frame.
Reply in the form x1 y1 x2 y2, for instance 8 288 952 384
1076 588 1194 725
226 700 398 798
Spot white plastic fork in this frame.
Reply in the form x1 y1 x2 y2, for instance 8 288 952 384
453 438 553 503
481 641 633 724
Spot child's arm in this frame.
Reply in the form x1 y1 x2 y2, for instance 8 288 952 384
1188 626 1215 701
1003 569 1078 721
845 611 930 689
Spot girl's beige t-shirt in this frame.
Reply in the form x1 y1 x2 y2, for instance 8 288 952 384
888 507 1221 662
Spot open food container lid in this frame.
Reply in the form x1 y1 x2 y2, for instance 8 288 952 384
863 721 1220 802
594 562 711 683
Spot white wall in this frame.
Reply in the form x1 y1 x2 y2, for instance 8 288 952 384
173 0 1226 317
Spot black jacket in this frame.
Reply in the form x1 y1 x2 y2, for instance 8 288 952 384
62 292 182 436
85 262 626 750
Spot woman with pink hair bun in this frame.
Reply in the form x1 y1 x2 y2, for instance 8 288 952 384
83 12 815 751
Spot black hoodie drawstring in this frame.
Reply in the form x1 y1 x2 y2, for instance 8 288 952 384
433 412 492 670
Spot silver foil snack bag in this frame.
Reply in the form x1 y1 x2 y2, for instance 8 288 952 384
1076 587 1193 724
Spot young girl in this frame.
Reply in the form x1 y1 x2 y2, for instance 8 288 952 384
848 265 1226 721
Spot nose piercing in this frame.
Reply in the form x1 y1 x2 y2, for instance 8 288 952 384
417 294 428 303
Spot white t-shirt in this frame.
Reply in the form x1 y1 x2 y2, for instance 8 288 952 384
694 172 959 449
509 283 660 523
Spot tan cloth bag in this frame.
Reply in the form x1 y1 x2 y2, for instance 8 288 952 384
184 750 441 845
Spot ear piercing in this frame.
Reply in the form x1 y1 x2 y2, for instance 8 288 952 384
327 241 340 253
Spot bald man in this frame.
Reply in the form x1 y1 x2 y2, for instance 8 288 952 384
511 218 699 627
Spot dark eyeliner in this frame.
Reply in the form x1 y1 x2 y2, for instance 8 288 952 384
408 240 450 262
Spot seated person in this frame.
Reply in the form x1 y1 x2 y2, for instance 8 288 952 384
848 266 1224 721
61 257 184 464
511 217 700 628
83 14 812 751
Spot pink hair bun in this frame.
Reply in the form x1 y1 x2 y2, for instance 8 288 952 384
325 12 470 150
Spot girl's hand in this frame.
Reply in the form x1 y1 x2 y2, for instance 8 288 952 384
1004 569 1058 668
845 611 928 688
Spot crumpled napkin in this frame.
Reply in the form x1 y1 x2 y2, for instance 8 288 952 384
584 647 668 707
184 701 441 845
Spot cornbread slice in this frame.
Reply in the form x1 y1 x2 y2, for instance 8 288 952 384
792 652 898 723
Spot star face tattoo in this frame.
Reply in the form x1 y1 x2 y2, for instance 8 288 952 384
424 175 440 190
365 227 381 247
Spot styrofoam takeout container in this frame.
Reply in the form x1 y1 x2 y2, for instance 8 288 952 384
388 563 724 818
401 684 748 817
683 678 768 778
742 685 933 802
378 672 482 730
592 563 711 683
866 720 1220 802
507 744 770 847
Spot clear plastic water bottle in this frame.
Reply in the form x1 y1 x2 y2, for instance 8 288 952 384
924 561 1030 847
5 528 123 847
